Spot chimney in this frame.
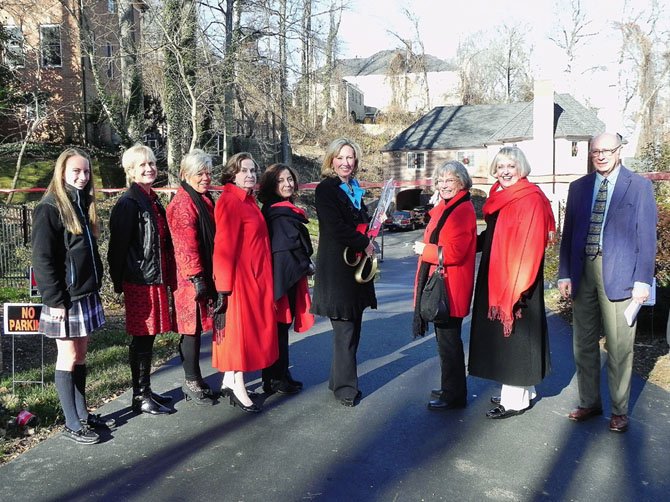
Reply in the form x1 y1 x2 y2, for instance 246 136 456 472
531 79 555 177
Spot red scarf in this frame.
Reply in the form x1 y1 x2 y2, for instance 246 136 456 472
482 178 556 336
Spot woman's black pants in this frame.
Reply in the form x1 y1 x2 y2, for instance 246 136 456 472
329 316 362 400
434 317 466 404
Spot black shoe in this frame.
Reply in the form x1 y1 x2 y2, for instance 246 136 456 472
151 391 172 405
286 371 303 389
427 398 466 411
63 425 100 444
132 394 171 415
198 380 219 400
486 405 527 419
430 389 444 399
262 379 301 395
490 396 501 405
340 390 362 407
276 381 301 395
182 380 215 406
262 380 277 395
224 387 261 413
82 414 116 429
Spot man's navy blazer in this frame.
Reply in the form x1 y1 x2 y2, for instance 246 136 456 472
559 166 657 301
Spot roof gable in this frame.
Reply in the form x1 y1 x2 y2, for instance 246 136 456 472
383 93 605 151
337 49 456 77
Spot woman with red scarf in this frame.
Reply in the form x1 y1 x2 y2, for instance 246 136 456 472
166 150 217 405
258 163 315 396
468 146 556 419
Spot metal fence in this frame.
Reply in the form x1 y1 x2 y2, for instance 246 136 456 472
0 205 32 287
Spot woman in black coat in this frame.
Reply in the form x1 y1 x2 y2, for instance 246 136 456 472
311 138 377 407
32 148 112 444
108 144 176 415
258 163 315 396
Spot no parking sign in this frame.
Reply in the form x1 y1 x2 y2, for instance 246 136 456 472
3 303 42 335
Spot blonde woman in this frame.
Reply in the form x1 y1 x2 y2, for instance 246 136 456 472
32 148 111 444
108 145 176 415
311 138 376 407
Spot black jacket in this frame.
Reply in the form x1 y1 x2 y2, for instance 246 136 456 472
262 198 313 301
31 188 103 308
108 183 173 293
310 176 377 319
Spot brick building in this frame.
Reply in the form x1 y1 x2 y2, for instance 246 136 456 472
0 0 147 146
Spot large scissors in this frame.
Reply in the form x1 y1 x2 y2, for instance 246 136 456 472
344 178 396 283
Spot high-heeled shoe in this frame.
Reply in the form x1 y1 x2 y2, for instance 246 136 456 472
222 385 261 413
182 380 215 406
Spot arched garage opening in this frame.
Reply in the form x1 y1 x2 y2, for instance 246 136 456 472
395 188 424 210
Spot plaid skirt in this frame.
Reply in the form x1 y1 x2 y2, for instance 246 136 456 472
39 292 106 339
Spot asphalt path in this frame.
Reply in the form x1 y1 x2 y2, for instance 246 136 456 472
1 228 669 501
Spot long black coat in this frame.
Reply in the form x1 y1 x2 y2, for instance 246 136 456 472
467 211 551 387
311 176 377 319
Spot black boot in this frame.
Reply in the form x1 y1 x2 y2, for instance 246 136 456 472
132 352 170 415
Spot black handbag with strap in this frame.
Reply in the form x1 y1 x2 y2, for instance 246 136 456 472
419 247 449 322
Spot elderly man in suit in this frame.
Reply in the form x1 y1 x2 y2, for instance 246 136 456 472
558 132 657 433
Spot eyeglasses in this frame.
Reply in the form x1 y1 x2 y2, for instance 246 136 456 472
590 146 621 157
436 178 459 185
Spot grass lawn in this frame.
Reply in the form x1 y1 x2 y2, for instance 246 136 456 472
0 144 126 204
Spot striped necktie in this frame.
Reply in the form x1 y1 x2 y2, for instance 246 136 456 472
585 178 608 259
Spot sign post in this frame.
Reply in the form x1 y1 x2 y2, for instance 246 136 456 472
3 303 44 391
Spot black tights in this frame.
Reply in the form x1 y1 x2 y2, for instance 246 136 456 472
180 333 202 381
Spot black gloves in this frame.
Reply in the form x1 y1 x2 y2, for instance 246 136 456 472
213 292 229 331
190 275 208 302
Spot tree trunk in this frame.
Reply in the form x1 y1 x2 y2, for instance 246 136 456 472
118 0 145 143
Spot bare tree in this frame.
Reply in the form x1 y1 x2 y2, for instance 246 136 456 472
615 0 670 152
162 0 198 182
118 0 145 142
456 24 532 104
321 1 343 128
387 8 430 112
548 0 597 74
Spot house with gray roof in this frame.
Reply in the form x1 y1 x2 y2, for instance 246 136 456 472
382 81 605 207
336 49 460 114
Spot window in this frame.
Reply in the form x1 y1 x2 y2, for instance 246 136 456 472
458 150 475 166
3 26 24 67
108 0 117 13
106 42 113 78
571 141 578 157
40 25 62 67
407 152 425 170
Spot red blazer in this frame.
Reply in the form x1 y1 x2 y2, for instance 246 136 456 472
414 190 477 318
166 186 214 334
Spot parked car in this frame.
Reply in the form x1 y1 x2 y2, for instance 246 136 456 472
384 210 416 231
410 205 432 227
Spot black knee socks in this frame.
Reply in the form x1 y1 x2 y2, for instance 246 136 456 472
55 370 81 431
72 364 88 420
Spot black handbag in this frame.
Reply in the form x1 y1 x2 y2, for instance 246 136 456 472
420 247 450 323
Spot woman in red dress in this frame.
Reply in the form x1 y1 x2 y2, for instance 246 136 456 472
166 149 216 405
108 144 176 415
211 153 278 413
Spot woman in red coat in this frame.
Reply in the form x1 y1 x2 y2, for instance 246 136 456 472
166 149 216 405
413 160 477 410
211 152 278 413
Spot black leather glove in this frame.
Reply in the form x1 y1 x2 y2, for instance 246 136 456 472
213 292 229 331
190 275 208 302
